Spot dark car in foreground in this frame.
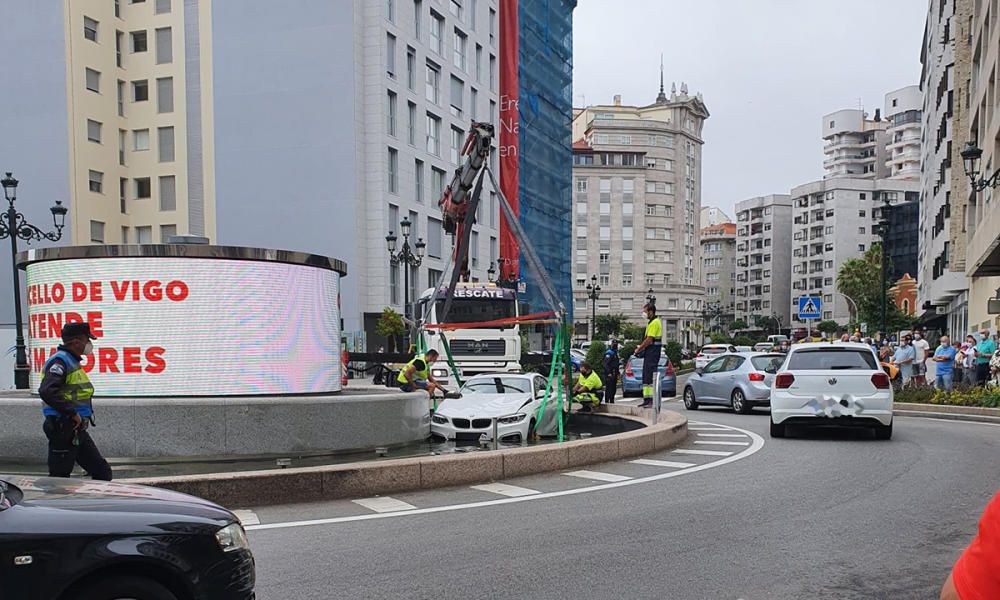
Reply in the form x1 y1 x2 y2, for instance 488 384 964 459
0 475 255 600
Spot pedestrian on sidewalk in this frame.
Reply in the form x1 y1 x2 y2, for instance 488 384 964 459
892 335 916 386
960 335 979 387
912 332 931 385
976 329 996 386
932 335 957 391
40 322 112 481
602 340 620 404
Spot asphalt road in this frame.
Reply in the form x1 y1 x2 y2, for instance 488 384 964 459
244 404 1000 600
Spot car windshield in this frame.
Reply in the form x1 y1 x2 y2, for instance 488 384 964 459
433 298 516 327
462 377 530 394
751 355 785 373
786 348 878 370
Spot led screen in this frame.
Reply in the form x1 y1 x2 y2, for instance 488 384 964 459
25 257 341 396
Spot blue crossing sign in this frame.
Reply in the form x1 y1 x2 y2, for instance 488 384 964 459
798 296 822 320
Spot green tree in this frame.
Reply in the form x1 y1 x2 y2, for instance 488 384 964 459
837 243 912 335
817 320 840 336
733 335 755 347
729 320 748 332
594 313 628 340
710 333 733 344
375 307 406 352
620 323 646 343
665 341 683 368
584 341 607 372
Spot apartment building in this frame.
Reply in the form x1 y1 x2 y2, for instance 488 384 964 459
571 83 710 345
734 195 792 329
919 0 969 337
700 222 737 330
953 0 1000 333
700 206 731 227
884 85 923 180
788 178 919 327
822 109 889 179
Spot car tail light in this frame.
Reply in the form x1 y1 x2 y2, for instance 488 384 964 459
871 372 890 389
774 373 795 389
624 362 634 377
748 372 765 382
664 360 674 376
696 353 703 358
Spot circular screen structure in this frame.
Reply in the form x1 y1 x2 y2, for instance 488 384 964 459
18 245 346 397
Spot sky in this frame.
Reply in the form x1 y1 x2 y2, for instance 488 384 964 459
572 0 927 218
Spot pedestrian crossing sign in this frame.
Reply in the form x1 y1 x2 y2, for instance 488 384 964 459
798 297 821 319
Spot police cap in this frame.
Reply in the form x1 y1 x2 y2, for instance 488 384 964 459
61 322 97 342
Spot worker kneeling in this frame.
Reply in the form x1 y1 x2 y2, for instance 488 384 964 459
397 350 460 399
573 363 604 413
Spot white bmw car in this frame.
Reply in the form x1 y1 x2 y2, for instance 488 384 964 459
769 342 893 439
431 373 558 443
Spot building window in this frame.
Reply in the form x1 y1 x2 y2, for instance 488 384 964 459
406 47 416 90
622 274 633 288
155 0 171 13
432 167 445 198
160 224 177 242
575 226 587 238
88 170 104 194
86 119 102 143
115 0 121 17
390 264 400 304
156 175 175 211
450 75 464 117
387 90 397 136
599 275 610 287
623 250 633 262
121 226 129 242
453 28 467 70
623 226 633 240
489 54 496 89
576 202 587 215
859 210 866 217
858 244 865 252
414 159 424 203
858 227 865 234
135 177 151 199
599 250 610 265
156 77 173 113
136 226 152 244
133 128 150 151
470 87 478 120
425 62 440 103
386 33 396 78
90 220 105 243
387 147 399 193
132 79 149 102
84 16 99 42
119 178 127 212
387 0 395 21
599 201 610 215
118 130 126 165
471 231 479 267
425 113 440 155
489 7 496 44
430 11 443 54
428 268 442 289
599 226 610 240
157 126 174 162
130 30 147 53
475 44 483 82
414 0 422 38
116 29 124 66
155 27 172 64
86 68 101 93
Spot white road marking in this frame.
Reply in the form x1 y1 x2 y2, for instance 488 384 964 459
232 509 260 526
351 497 417 513
672 448 734 457
696 433 748 438
470 483 540 497
630 459 696 469
694 440 751 447
246 422 764 532
564 470 632 483
687 427 733 432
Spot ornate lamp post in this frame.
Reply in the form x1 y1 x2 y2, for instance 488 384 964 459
385 217 425 350
1 172 68 389
586 274 601 340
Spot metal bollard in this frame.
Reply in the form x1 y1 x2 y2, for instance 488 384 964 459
492 418 499 450
652 375 662 423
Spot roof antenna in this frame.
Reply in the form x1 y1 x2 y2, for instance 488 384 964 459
656 54 667 103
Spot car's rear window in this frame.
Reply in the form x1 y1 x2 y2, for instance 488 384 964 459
629 357 668 368
751 355 785 372
786 348 878 370
703 347 727 354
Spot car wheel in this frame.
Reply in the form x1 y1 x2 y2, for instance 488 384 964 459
526 419 537 442
874 421 893 440
731 389 750 415
76 575 178 600
769 419 786 438
683 386 699 410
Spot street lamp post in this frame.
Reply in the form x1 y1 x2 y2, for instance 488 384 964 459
0 172 68 389
961 142 1000 191
385 217 425 351
645 287 656 309
586 274 601 341
876 198 891 341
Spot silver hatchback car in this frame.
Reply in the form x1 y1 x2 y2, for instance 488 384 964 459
683 352 786 414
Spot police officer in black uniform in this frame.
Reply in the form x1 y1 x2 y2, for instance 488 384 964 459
39 322 112 481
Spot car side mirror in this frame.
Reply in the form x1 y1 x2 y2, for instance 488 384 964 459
536 389 548 399
695 368 703 375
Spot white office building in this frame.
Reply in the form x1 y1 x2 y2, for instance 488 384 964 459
734 195 793 329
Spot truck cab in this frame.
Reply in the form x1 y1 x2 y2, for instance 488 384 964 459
416 283 522 386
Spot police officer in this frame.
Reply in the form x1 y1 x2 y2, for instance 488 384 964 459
603 340 620 404
633 302 662 408
40 322 112 481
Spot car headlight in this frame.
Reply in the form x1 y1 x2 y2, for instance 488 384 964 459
216 522 250 553
432 369 449 378
431 414 449 425
497 413 527 425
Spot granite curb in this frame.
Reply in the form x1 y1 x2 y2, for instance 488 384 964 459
894 402 1000 424
126 407 688 507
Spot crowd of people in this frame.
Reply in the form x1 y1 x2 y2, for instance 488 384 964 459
871 328 1000 391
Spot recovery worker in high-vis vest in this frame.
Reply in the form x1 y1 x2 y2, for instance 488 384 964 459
397 349 461 399
39 322 112 481
633 302 663 408
572 362 604 412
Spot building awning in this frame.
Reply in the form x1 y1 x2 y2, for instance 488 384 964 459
915 309 947 326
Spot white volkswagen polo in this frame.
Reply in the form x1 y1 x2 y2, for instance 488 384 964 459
769 342 893 439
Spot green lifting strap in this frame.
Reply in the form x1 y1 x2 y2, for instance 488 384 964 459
532 326 563 436
438 331 463 389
